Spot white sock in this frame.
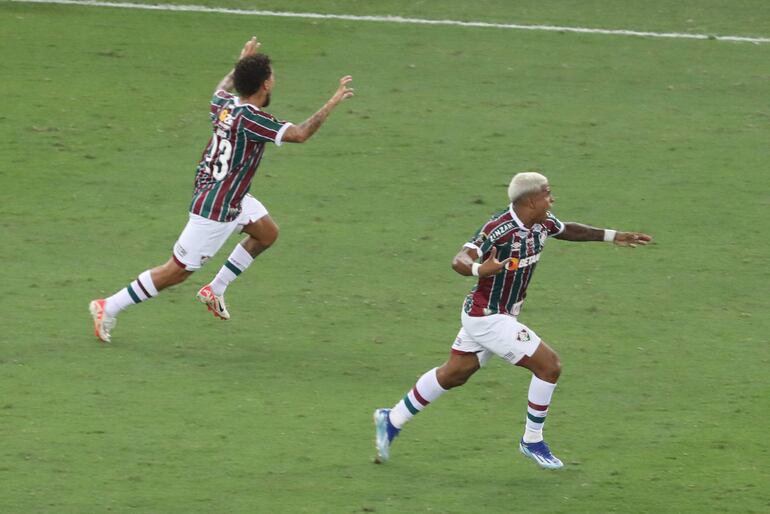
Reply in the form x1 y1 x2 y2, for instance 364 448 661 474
210 244 254 296
523 375 557 443
389 368 448 429
105 270 159 317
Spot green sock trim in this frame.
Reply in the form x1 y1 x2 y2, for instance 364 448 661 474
403 395 419 415
224 260 242 276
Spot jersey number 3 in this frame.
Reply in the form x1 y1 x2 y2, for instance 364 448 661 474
207 134 233 181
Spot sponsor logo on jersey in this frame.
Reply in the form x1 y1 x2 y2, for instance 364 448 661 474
218 109 233 126
488 221 516 242
506 253 540 270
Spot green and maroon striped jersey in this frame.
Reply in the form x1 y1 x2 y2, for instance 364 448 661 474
462 206 564 317
189 90 291 222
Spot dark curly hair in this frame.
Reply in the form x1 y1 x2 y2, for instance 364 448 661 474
233 54 272 97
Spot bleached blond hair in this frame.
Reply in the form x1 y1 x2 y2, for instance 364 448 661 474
508 172 549 204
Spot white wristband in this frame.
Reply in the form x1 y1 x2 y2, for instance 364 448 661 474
604 229 617 242
471 263 481 277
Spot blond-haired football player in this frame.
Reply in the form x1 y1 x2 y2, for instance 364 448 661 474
374 172 652 468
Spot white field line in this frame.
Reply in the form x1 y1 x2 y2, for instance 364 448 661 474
8 0 770 44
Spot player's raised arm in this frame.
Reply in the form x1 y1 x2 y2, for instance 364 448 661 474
281 76 354 143
555 222 652 247
215 37 262 93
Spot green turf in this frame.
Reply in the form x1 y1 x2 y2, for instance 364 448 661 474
115 0 770 37
1 1 768 513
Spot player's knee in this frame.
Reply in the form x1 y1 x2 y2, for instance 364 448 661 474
251 223 279 248
261 223 279 247
543 354 562 382
441 363 478 389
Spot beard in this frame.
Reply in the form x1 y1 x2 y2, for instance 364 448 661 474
263 92 271 108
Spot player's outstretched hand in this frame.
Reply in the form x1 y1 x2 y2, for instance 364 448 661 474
613 231 653 248
331 76 355 104
479 247 512 277
240 36 261 59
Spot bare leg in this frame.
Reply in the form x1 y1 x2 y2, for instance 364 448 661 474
516 341 562 383
436 351 483 389
150 258 194 291
240 215 279 257
386 351 481 431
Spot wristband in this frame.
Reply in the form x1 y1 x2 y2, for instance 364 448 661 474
603 229 617 242
471 263 481 277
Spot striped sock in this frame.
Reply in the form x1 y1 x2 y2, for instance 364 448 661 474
389 367 447 429
105 270 159 317
210 243 254 296
523 375 557 443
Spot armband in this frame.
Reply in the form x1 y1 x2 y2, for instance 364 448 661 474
603 229 617 243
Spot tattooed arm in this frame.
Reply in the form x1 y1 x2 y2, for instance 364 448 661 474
556 223 652 247
282 76 355 143
215 37 261 93
215 70 236 93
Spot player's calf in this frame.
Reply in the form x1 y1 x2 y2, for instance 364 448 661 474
436 352 480 389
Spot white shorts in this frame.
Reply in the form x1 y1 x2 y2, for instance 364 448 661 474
451 310 541 366
172 194 268 271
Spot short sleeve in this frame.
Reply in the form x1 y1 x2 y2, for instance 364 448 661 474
543 211 565 236
242 109 292 146
463 222 495 258
210 90 233 121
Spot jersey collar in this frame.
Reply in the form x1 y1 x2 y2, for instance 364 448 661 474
234 96 261 110
509 204 530 231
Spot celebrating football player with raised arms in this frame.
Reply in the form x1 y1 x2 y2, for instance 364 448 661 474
374 172 652 469
89 37 354 342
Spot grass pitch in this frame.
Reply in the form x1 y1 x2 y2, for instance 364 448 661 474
1 1 768 513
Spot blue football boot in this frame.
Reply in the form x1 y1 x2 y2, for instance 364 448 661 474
373 408 401 462
519 439 564 469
